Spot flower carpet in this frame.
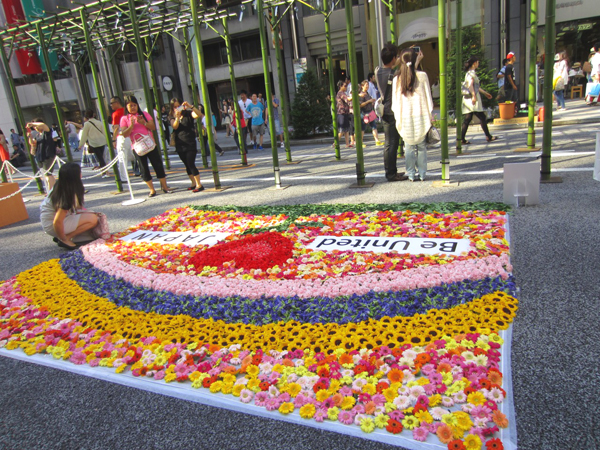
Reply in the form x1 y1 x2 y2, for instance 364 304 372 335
0 202 518 449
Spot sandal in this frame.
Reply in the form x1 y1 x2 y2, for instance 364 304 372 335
186 185 197 191
461 140 471 145
193 186 205 193
148 191 157 198
486 136 498 142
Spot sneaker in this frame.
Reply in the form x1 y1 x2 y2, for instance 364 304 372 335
258 145 263 150
253 144 257 150
376 141 385 146
280 142 285 148
250 141 254 146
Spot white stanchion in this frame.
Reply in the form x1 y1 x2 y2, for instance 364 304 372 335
118 150 145 206
594 131 600 182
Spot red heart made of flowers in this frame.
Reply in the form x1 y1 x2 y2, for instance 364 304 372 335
188 232 294 272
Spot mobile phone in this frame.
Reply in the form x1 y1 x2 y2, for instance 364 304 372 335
176 105 185 112
413 46 421 53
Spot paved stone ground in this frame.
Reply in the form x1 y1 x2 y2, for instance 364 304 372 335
0 103 599 449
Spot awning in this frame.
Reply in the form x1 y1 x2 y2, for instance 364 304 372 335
397 17 438 46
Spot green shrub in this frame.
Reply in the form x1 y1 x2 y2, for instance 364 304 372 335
290 70 332 138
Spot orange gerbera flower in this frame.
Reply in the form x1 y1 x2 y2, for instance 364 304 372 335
387 368 404 383
488 368 503 385
492 409 509 428
338 353 353 365
437 362 452 373
436 424 454 444
364 401 377 415
415 353 431 365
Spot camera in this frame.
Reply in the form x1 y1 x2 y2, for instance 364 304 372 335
413 46 421 53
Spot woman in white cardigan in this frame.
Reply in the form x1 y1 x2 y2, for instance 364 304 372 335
553 51 569 111
391 48 433 182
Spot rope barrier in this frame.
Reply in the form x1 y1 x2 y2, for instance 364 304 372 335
0 153 120 202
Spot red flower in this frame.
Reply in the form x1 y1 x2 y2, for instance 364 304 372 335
386 419 403 434
376 381 389 393
448 440 466 450
317 366 330 377
313 381 328 393
188 232 294 272
413 403 427 414
259 381 270 391
485 438 504 450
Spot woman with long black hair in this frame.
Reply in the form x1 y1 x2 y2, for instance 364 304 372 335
391 48 433 182
460 56 497 145
169 98 204 192
119 95 175 197
39 162 101 250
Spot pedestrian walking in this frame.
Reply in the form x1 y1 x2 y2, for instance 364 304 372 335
391 48 433 182
553 51 569 111
78 109 110 176
26 118 57 191
460 56 497 145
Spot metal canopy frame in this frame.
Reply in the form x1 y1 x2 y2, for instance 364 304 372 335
0 0 239 55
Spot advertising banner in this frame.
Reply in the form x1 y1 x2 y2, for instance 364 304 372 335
1 0 42 75
20 0 59 71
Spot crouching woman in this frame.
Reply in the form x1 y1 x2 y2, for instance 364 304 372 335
40 162 101 250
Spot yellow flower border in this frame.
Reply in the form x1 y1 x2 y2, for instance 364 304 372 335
16 260 518 353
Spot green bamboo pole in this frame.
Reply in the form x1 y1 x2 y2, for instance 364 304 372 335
0 35 44 192
345 0 365 185
145 37 170 169
541 0 555 180
35 22 72 162
438 0 449 182
183 27 208 168
527 0 538 149
324 0 340 159
455 0 463 154
258 0 283 188
80 10 123 191
222 17 247 166
190 0 221 189
272 9 292 162
389 0 397 44
128 0 161 161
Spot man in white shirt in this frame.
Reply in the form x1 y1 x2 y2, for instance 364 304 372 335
238 90 253 152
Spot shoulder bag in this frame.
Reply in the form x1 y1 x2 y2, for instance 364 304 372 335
131 132 155 156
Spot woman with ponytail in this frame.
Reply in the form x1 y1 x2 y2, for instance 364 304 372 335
391 48 433 182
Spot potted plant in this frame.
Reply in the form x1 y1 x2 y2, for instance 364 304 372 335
498 101 515 120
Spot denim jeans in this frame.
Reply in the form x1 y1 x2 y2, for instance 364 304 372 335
405 138 428 181
554 89 566 109
382 114 399 180
68 135 79 152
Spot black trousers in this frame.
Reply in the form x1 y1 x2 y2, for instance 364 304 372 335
135 147 166 182
176 142 199 176
89 145 106 168
382 114 400 180
461 111 492 141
